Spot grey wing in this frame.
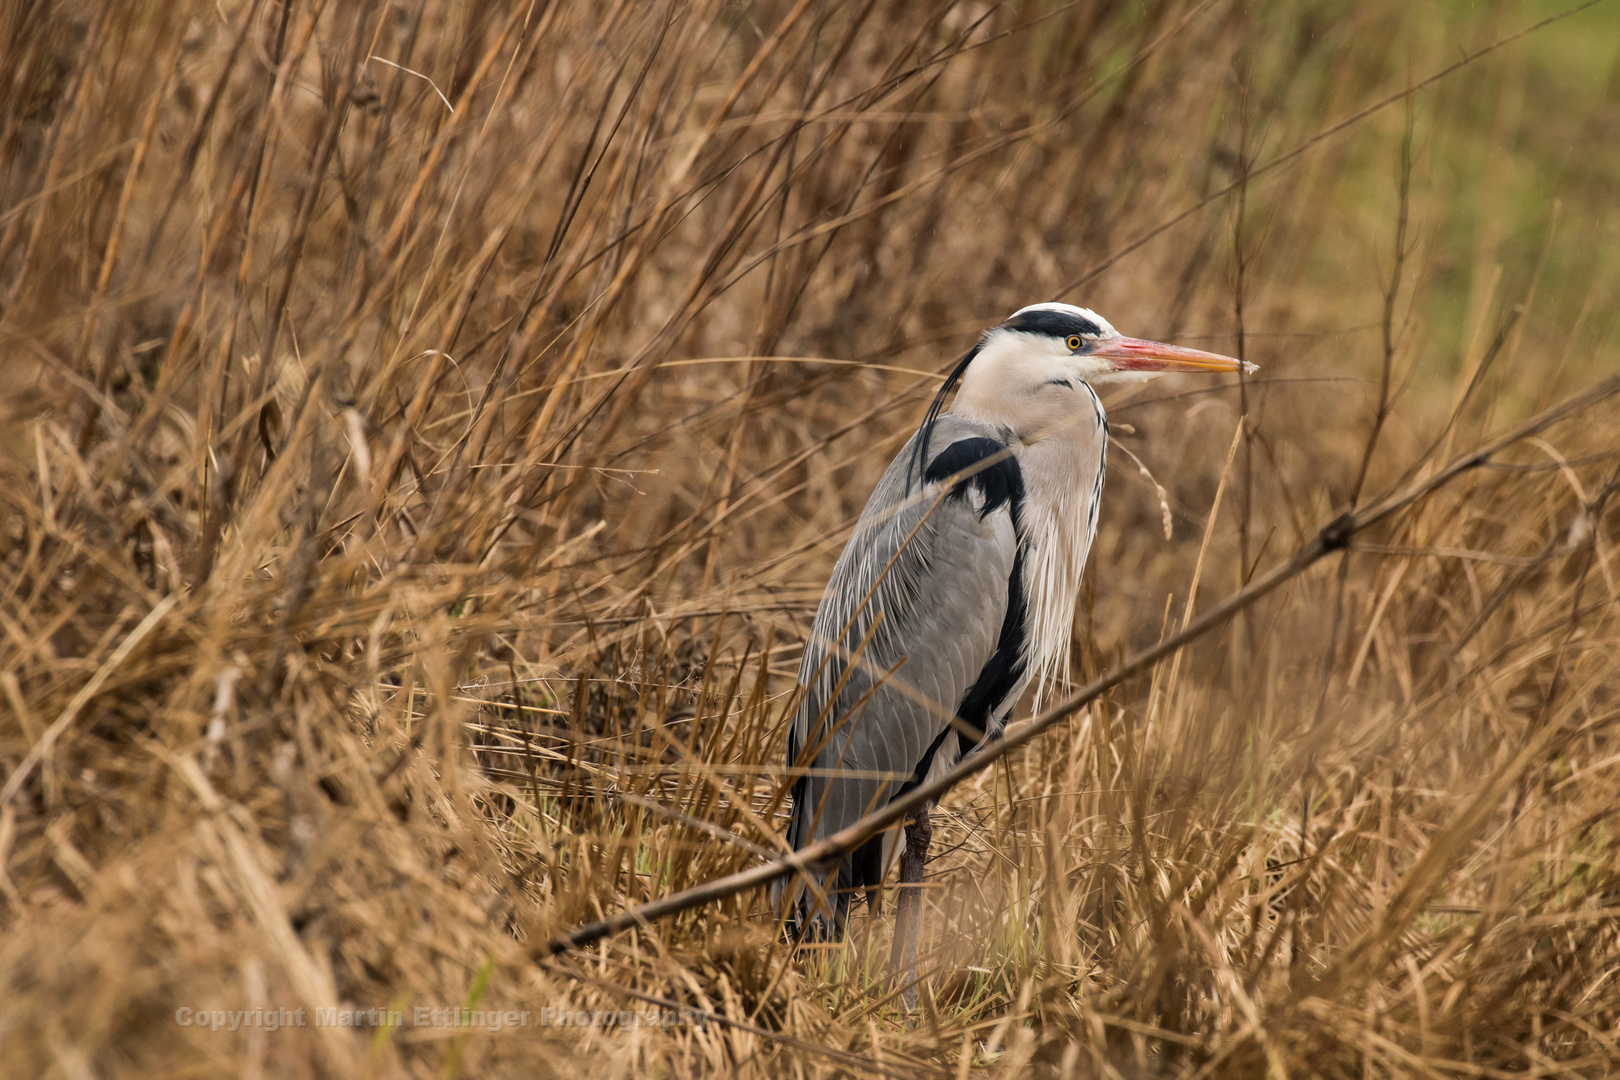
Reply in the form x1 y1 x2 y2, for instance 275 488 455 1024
786 415 1021 863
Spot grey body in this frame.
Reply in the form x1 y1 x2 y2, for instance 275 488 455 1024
784 414 1041 933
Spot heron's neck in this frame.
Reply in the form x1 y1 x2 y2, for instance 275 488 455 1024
1014 388 1108 708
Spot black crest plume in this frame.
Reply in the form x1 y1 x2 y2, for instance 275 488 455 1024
905 340 984 492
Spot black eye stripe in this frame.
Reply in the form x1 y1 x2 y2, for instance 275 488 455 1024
1000 309 1102 339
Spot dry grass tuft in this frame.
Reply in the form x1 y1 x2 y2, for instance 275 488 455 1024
3 1 1619 1076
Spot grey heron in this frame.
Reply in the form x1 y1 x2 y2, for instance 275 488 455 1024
781 302 1253 1002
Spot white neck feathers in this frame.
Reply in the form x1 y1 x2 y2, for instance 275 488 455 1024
1015 389 1106 709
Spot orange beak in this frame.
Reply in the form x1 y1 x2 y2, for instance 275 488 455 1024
1090 336 1256 375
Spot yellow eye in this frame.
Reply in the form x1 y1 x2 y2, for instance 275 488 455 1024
1065 335 1083 351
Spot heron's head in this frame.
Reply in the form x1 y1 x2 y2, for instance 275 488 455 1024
948 302 1255 439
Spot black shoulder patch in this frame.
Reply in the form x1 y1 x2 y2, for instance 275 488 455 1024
1001 308 1102 340
923 437 1023 520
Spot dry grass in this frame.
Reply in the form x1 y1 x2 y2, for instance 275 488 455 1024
3 1 1620 1076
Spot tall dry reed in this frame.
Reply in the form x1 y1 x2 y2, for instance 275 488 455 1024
2 1 1618 1076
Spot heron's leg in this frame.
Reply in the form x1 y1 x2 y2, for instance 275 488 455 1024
889 803 932 1011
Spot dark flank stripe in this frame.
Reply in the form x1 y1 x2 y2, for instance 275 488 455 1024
953 543 1026 740
896 438 1030 795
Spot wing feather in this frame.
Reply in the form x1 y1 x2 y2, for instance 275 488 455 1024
784 415 1026 934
